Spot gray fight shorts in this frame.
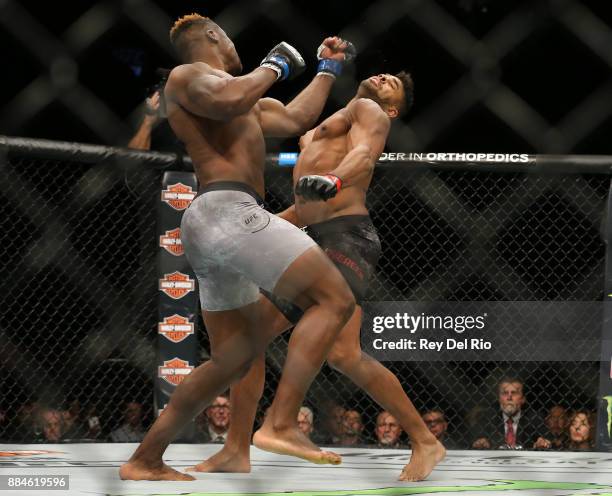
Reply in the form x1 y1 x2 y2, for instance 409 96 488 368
180 181 316 311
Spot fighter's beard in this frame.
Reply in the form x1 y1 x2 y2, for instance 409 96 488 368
357 81 379 102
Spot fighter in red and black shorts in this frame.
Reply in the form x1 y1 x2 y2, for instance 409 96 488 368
199 71 445 482
262 214 380 323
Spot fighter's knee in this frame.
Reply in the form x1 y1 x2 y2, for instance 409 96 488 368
330 290 355 324
327 346 359 372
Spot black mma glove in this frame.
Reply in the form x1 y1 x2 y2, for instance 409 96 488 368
295 174 343 201
260 42 306 81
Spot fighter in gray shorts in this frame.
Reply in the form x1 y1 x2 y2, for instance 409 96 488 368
181 181 316 311
120 16 356 480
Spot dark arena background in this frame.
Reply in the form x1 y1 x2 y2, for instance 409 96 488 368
3 0 612 494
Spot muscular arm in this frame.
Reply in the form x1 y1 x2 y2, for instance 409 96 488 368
328 99 390 185
258 75 335 137
167 63 277 121
127 115 157 150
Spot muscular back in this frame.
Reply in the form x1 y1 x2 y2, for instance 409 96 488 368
295 99 389 225
165 63 268 196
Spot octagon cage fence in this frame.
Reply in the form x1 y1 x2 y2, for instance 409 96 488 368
0 136 610 451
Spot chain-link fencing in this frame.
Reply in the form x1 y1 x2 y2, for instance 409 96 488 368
260 158 606 450
0 139 166 443
1 138 606 450
3 1 612 155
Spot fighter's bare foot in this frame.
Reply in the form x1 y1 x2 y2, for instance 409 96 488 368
186 446 251 473
253 425 341 465
398 439 445 482
119 460 195 481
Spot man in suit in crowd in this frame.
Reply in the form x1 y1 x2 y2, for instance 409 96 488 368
471 377 543 449
192 395 231 443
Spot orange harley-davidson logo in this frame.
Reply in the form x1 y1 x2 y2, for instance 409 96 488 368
159 271 195 299
158 357 194 385
160 228 184 256
161 183 196 211
158 314 194 343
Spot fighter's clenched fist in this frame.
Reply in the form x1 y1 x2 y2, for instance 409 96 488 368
295 174 342 201
316 37 356 78
317 37 356 61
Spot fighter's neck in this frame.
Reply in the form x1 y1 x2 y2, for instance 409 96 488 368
348 95 376 108
189 49 227 72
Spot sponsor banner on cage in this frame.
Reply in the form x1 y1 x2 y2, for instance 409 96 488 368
157 171 199 418
159 271 195 299
161 183 196 211
159 227 184 256
158 357 194 386
158 314 195 343
599 395 612 448
278 152 299 166
275 152 537 166
378 152 535 163
361 301 602 362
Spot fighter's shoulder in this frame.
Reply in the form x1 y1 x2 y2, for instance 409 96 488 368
167 63 215 89
347 98 386 119
347 98 389 130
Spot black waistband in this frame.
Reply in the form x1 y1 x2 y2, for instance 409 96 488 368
196 181 264 205
307 214 372 236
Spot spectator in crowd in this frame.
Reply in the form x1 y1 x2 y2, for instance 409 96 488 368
197 395 231 444
320 402 346 445
127 91 164 150
533 404 568 450
375 410 403 448
566 410 594 451
471 376 543 449
126 71 184 154
297 406 315 440
465 404 486 431
61 400 89 441
422 409 460 449
339 409 368 446
36 408 65 443
62 401 102 441
110 401 145 443
83 405 102 441
13 402 41 442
